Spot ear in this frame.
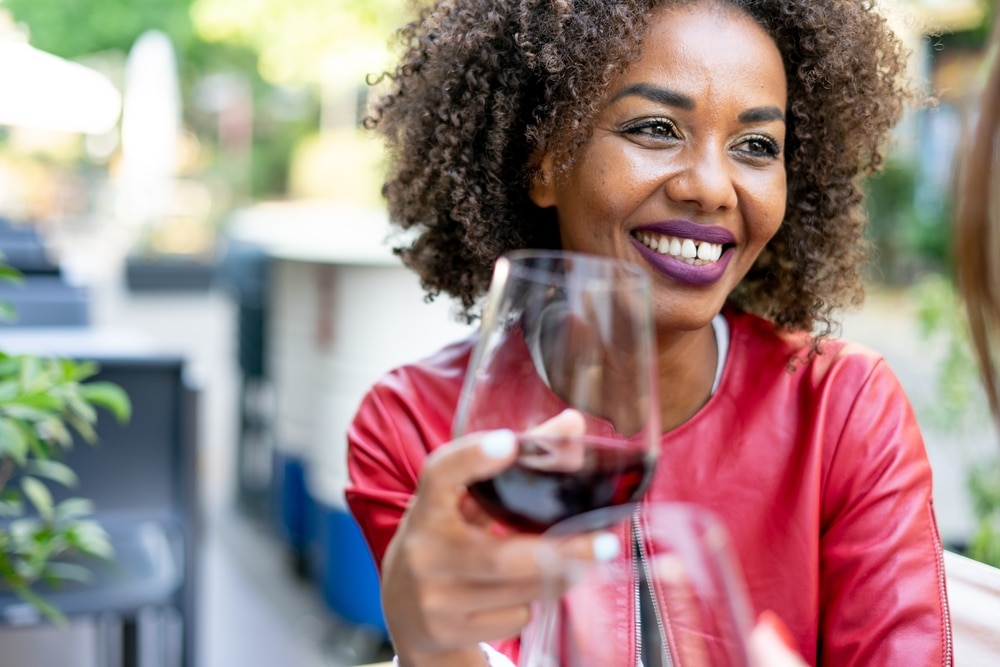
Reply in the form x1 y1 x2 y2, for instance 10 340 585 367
528 151 557 208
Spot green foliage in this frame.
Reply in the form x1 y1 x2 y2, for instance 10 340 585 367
911 275 989 433
910 275 1000 568
967 462 1000 567
4 0 399 201
863 158 953 284
3 0 197 61
0 270 132 622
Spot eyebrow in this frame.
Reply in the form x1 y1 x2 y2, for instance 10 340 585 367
737 107 786 124
609 82 786 124
609 83 695 110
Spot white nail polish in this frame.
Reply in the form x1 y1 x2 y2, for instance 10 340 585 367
593 532 620 561
481 429 516 459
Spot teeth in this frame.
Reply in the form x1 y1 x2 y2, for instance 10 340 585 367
681 239 697 259
635 232 724 265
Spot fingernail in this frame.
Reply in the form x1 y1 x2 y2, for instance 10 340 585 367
593 532 620 561
481 429 516 459
758 610 798 652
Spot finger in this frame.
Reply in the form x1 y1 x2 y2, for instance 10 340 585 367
461 604 535 644
527 407 587 438
439 577 548 613
457 490 494 528
451 529 621 581
420 409 588 500
748 611 807 667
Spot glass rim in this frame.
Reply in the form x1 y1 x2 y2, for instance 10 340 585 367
499 249 650 290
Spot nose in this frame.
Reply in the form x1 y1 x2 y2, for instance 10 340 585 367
662 145 738 212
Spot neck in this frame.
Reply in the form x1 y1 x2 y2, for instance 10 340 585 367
655 322 719 431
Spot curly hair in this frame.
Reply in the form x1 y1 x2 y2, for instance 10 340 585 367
366 0 911 335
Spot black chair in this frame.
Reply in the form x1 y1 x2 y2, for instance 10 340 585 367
0 345 200 667
0 217 60 276
0 218 90 327
0 275 90 327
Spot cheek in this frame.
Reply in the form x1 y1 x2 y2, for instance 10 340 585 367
747 175 787 243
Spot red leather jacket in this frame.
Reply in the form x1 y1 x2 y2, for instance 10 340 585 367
346 308 953 666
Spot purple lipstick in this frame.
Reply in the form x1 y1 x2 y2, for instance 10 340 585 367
629 220 735 287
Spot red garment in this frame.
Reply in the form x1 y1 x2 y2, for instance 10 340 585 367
346 308 953 666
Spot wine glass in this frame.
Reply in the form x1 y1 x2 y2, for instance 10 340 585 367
521 502 756 667
453 249 660 533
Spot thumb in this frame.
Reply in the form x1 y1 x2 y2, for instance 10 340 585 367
419 429 520 501
419 409 588 501
749 611 807 667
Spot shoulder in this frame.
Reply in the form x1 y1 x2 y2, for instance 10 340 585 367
350 334 478 452
368 334 477 403
724 307 887 388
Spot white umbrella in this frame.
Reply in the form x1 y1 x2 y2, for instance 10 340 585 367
0 39 122 134
117 30 181 228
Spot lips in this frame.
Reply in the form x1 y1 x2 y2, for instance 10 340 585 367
629 220 736 287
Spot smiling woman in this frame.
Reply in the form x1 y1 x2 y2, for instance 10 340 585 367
345 1 949 666
526 4 787 344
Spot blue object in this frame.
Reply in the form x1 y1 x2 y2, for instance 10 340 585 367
271 451 312 554
311 500 388 635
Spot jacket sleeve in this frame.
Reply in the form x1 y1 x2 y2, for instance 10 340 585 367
819 356 952 665
345 376 525 664
345 383 425 570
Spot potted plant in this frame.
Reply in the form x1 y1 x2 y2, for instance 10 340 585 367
0 259 131 621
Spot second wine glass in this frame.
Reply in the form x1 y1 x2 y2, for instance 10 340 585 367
453 249 660 533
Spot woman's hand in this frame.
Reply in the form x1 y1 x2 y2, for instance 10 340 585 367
749 611 809 667
380 410 616 667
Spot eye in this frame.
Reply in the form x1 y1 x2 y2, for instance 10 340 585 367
734 134 782 160
621 117 681 142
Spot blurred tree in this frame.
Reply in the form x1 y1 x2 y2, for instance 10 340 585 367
3 0 197 59
191 0 404 85
4 0 402 199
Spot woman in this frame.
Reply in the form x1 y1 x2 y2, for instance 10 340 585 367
346 0 952 665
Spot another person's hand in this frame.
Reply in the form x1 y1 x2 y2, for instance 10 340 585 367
380 410 617 667
749 611 809 667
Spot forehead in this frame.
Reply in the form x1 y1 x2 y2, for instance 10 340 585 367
615 1 787 104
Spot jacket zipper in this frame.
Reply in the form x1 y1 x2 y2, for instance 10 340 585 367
633 514 674 667
633 535 642 667
930 513 953 665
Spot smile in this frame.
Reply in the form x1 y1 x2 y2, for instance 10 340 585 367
632 231 724 265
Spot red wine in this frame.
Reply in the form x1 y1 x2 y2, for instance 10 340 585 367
467 436 655 533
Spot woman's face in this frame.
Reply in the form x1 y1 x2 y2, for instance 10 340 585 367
530 1 787 332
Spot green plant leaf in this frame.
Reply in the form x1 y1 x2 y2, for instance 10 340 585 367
34 417 72 448
0 489 24 517
17 356 42 390
0 265 22 283
65 393 97 426
0 404 56 422
20 477 54 522
25 460 78 489
8 583 65 625
53 497 94 522
0 284 132 623
79 382 132 423
63 359 97 383
9 517 40 541
43 561 94 585
66 521 113 559
9 392 64 413
0 419 28 465
0 302 17 323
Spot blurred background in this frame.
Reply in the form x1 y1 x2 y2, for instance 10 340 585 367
0 0 996 665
